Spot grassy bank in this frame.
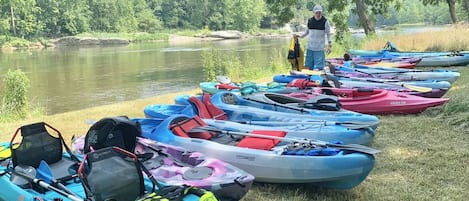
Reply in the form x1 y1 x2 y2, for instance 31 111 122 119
360 25 469 52
1 28 469 200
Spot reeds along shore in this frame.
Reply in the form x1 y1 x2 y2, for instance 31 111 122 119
362 25 469 52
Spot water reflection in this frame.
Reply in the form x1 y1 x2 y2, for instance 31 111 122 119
0 38 290 114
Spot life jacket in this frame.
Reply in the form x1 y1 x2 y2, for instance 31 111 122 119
214 83 240 90
308 16 327 30
169 115 216 140
287 78 321 89
237 130 287 150
83 116 141 154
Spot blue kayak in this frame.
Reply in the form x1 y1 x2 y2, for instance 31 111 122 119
143 104 375 145
135 115 377 189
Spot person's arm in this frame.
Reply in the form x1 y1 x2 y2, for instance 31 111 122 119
325 20 332 46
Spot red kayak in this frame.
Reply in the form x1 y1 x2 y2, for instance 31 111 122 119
288 88 448 115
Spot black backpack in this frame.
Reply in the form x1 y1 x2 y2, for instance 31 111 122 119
83 116 141 154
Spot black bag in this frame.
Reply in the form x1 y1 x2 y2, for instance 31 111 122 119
84 116 141 154
79 146 145 201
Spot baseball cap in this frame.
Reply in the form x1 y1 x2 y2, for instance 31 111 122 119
313 5 323 13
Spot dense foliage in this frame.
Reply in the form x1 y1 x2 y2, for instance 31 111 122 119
0 0 466 41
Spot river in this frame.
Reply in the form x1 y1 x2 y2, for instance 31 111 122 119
0 37 290 115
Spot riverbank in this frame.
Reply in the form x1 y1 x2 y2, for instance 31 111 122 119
0 29 291 50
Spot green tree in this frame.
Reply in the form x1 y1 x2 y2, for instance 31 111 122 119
3 0 42 38
88 0 137 32
226 0 266 31
422 0 458 23
36 0 91 36
134 0 162 32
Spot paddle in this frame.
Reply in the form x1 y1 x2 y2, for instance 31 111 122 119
37 160 80 198
189 126 381 155
242 97 377 129
13 165 83 201
236 120 377 130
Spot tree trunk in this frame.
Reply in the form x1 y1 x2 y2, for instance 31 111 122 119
355 0 375 35
447 0 457 24
10 5 16 35
464 0 469 22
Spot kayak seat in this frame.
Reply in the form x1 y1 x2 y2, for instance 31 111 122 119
187 94 228 120
221 93 239 105
298 94 341 111
237 130 287 150
11 122 78 182
170 115 216 140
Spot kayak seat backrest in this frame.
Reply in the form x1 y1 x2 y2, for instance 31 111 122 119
221 93 238 105
188 96 212 118
202 93 228 120
237 130 287 150
187 94 228 120
11 122 77 181
79 147 144 201
299 94 341 111
170 115 216 140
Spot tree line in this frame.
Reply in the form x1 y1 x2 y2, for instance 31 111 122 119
1 0 468 41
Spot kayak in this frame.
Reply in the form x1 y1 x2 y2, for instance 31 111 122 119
72 135 254 201
286 88 449 115
275 74 452 90
135 115 377 189
273 74 451 98
199 81 295 95
143 104 375 145
188 92 379 128
331 63 460 83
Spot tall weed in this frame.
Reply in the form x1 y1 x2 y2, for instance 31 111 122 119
1 69 30 119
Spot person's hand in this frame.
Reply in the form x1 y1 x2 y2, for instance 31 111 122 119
293 34 299 38
326 45 332 55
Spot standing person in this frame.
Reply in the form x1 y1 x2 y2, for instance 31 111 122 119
295 4 332 70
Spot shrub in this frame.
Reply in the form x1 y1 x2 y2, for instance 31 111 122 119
1 69 30 119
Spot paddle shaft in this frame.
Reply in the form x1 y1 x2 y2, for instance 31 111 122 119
241 97 371 128
14 170 83 201
239 120 375 130
191 126 380 155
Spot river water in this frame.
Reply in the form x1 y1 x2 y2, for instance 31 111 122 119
0 37 290 114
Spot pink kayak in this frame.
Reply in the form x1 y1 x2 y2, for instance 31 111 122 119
288 88 448 115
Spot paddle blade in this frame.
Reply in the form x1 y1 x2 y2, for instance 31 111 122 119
37 160 54 183
402 83 433 93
